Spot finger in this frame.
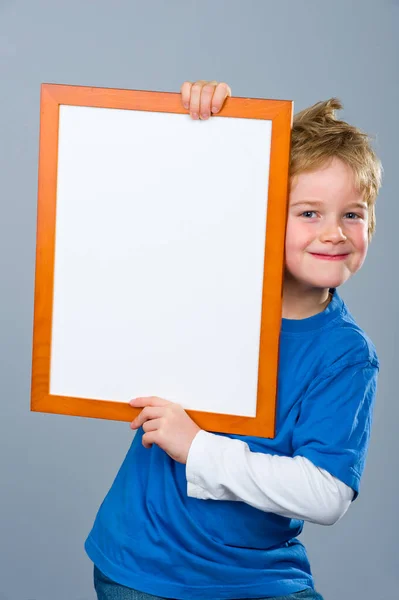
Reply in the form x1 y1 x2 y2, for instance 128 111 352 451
142 430 160 449
199 81 218 120
189 80 207 119
180 81 192 110
129 396 170 408
142 417 163 433
210 82 232 114
130 406 164 430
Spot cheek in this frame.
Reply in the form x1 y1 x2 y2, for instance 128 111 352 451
357 237 369 266
352 226 369 257
348 225 369 270
285 218 312 255
284 220 310 273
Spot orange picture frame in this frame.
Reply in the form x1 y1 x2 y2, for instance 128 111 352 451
30 83 292 438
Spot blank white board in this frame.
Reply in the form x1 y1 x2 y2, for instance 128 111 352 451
50 105 272 417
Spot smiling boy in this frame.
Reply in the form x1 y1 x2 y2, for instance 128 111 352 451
86 81 382 600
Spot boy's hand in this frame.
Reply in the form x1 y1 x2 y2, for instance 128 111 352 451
180 80 232 120
129 396 201 464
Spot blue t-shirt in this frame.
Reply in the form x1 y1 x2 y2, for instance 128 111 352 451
85 289 379 599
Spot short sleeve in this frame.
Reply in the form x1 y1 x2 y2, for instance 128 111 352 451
292 361 378 498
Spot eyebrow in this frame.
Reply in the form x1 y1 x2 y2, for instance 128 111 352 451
290 200 368 210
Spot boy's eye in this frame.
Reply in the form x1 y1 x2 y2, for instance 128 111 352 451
301 211 317 218
344 212 360 219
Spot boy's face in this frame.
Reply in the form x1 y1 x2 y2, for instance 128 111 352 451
285 157 369 291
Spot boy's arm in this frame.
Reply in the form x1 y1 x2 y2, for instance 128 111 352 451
187 360 377 525
186 431 353 525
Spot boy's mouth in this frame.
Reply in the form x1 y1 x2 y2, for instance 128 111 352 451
310 253 349 261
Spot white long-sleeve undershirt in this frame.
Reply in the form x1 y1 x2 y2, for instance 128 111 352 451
186 430 354 526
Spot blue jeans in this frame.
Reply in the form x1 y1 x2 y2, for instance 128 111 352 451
93 565 324 600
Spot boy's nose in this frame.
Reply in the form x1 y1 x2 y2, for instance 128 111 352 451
319 222 347 244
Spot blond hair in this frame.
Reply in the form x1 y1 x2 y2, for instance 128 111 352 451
290 98 382 238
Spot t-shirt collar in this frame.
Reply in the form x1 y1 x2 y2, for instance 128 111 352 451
281 288 343 333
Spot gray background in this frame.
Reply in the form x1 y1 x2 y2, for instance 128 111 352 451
0 1 397 599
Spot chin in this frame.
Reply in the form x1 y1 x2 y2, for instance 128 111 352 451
314 273 352 289
287 271 352 290
286 259 358 290
316 277 348 289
